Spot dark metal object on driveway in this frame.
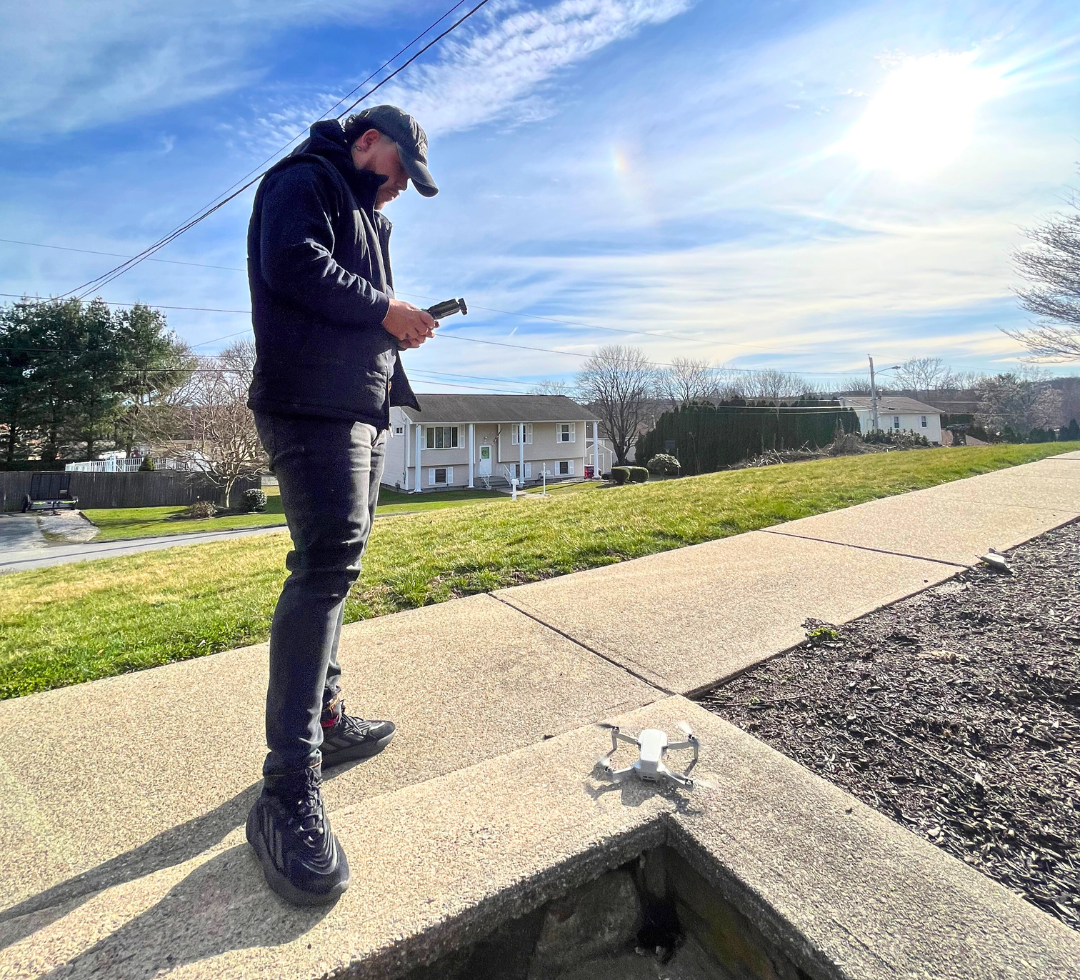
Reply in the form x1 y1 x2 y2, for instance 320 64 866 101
22 473 79 512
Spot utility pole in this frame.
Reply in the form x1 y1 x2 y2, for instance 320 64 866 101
868 355 879 432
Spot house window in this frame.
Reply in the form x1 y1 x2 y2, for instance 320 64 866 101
510 423 533 445
429 467 453 486
921 416 927 428
510 463 532 479
426 426 459 449
557 423 575 443
394 426 403 435
892 416 901 429
557 460 574 476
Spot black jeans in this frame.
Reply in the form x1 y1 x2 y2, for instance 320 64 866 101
255 413 386 777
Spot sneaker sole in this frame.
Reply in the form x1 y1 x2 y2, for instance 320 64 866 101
320 728 396 769
245 806 350 907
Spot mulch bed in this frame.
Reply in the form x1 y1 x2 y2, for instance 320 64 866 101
699 519 1080 931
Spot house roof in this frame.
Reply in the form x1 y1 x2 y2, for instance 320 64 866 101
398 394 599 424
838 396 942 415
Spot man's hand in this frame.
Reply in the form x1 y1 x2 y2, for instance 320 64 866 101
382 299 436 348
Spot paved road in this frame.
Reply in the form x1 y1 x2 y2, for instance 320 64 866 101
0 514 48 553
0 522 289 574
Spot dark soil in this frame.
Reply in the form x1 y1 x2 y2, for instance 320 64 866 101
699 519 1080 931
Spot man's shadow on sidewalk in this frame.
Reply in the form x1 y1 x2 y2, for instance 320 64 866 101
1 763 362 957
36 842 333 980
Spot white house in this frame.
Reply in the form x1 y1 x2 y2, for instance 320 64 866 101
837 396 943 444
384 394 613 492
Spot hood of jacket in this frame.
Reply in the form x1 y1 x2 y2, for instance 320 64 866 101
291 120 389 217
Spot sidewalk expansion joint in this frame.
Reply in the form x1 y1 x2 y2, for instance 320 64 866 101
489 593 677 697
760 528 971 568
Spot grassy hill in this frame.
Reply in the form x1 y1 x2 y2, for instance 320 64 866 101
0 443 1074 699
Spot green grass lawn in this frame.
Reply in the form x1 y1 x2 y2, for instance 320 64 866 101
1 443 1075 700
82 486 506 541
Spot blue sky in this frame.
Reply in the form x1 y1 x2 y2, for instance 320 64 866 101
2 0 1080 392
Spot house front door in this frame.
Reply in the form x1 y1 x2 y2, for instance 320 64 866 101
478 445 492 477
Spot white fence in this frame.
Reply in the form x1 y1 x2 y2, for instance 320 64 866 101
65 457 195 473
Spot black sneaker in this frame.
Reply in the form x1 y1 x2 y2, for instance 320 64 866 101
246 762 350 906
319 704 396 769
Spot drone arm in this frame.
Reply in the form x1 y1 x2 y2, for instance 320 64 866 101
665 770 694 790
614 730 639 747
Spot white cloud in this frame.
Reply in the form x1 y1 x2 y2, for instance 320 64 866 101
367 0 694 135
227 0 693 159
0 0 386 134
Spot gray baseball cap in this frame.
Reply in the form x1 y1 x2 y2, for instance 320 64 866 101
343 105 438 198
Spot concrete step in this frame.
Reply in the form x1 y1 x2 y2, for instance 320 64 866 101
2 699 1076 980
0 593 660 920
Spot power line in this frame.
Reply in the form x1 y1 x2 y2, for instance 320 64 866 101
0 291 858 374
1 238 838 357
2 239 891 362
0 238 247 273
61 0 493 301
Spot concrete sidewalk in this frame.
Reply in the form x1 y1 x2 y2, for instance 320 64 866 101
1 453 1078 979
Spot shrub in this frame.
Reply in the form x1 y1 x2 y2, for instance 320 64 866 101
242 488 267 512
629 466 649 483
829 431 863 456
138 456 155 471
610 467 630 485
862 429 930 449
647 453 681 476
179 500 217 519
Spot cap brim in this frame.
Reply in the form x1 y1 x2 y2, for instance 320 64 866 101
400 152 439 198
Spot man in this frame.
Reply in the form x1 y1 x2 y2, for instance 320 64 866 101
245 105 437 906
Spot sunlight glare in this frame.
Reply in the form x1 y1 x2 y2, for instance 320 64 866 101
843 52 1004 179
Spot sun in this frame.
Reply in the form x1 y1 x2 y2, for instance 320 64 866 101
842 52 1003 180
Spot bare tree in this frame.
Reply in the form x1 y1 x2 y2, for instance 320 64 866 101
948 369 985 392
742 369 811 399
157 340 266 506
1007 185 1080 359
975 369 1063 436
838 375 873 395
530 379 575 397
655 356 715 408
892 357 954 400
710 368 747 401
577 345 657 465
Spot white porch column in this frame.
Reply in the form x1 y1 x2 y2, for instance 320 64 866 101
518 424 525 482
593 421 600 476
414 424 423 493
468 423 475 488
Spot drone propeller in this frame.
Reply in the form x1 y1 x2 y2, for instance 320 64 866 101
692 774 719 791
595 722 620 731
676 721 694 737
593 754 614 771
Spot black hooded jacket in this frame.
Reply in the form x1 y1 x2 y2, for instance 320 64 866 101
247 120 420 426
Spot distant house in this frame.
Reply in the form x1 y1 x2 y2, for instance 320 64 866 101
837 396 943 443
385 394 613 492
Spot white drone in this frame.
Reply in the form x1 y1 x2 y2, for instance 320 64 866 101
594 721 715 791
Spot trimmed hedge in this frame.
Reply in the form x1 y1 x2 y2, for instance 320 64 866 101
637 401 859 475
611 466 649 485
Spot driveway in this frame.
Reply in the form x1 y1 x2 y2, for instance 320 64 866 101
0 514 48 553
0 523 289 574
